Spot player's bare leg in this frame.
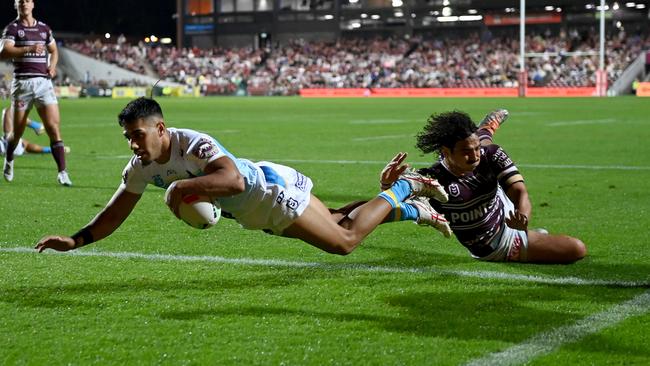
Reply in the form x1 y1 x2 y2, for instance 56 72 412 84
525 230 587 263
36 103 71 186
282 194 393 255
477 109 509 146
3 106 29 182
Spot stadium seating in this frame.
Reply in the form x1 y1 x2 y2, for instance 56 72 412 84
63 30 650 96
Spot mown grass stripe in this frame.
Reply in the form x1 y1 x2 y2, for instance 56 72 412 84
2 247 647 288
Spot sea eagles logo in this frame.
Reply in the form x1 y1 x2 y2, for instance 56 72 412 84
193 138 219 160
40 32 47 39
18 30 25 38
449 183 460 198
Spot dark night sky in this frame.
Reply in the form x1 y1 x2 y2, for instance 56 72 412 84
0 0 177 39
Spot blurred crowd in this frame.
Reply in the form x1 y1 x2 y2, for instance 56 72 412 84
2 28 647 97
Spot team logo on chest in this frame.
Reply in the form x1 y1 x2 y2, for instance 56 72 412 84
193 138 220 160
40 32 47 39
18 30 25 38
449 183 461 198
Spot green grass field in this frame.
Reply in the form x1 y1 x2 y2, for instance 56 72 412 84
1 97 649 365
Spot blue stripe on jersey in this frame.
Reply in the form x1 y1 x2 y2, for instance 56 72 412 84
259 165 286 188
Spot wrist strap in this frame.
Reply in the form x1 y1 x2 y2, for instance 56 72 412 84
71 228 94 248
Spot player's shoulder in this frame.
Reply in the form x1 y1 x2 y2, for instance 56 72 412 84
123 154 148 174
417 161 444 177
35 20 50 29
482 143 510 159
2 20 19 33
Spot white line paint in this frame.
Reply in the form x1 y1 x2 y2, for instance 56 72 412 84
351 134 413 142
1 247 647 288
547 118 617 127
90 156 650 171
465 290 650 366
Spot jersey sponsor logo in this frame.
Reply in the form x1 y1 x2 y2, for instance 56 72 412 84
122 171 129 185
449 200 492 223
193 138 220 160
492 147 513 169
295 172 307 191
276 191 285 204
286 198 299 210
449 183 460 197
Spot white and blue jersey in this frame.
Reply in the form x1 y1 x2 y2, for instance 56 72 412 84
120 128 313 234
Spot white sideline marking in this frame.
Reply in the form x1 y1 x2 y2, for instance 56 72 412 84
352 134 413 142
1 247 648 288
91 156 650 171
547 118 617 127
465 290 650 366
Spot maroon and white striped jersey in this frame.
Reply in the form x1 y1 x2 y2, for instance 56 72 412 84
418 144 523 253
2 19 54 78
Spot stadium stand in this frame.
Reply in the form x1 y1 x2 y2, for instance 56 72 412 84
51 29 650 96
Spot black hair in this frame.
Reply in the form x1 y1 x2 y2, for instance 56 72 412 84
415 111 477 154
118 97 163 127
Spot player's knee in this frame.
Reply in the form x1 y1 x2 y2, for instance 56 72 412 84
571 238 587 261
327 235 358 256
328 245 354 256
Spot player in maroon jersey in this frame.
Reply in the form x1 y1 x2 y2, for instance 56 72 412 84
381 109 586 263
0 0 71 186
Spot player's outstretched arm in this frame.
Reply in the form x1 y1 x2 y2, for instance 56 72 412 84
35 188 142 252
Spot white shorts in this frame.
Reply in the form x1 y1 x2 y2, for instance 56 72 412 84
474 188 529 262
11 77 58 111
232 161 313 235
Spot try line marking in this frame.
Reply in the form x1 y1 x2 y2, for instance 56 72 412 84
464 289 650 366
94 156 650 171
1 247 648 288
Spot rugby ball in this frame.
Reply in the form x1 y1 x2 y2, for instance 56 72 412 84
177 194 221 229
165 185 221 229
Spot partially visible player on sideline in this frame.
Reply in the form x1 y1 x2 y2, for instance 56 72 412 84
35 97 450 254
1 106 70 156
0 0 72 186
381 109 587 263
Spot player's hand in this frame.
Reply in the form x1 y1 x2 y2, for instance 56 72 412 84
47 66 57 79
380 152 409 190
164 181 183 219
505 210 529 231
34 235 76 252
30 43 45 55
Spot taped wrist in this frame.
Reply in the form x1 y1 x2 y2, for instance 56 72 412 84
71 228 94 248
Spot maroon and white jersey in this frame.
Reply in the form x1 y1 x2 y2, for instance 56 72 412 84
418 144 523 254
2 19 54 78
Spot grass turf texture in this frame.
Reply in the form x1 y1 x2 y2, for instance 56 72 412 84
1 97 649 365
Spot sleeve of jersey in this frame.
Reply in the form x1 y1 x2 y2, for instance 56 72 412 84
490 145 523 189
46 26 55 45
2 25 15 42
118 158 147 194
185 134 227 170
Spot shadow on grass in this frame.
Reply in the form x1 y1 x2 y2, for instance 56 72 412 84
155 286 648 352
